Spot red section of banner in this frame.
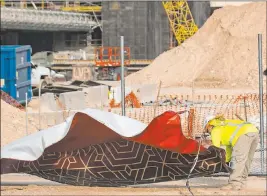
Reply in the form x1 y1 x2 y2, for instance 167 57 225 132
130 111 206 154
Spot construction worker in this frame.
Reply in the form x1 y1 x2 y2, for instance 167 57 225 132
203 114 259 190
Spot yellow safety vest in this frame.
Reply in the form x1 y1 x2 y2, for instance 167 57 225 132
211 119 259 162
108 91 112 99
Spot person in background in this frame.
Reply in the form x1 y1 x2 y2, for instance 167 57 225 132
203 114 259 190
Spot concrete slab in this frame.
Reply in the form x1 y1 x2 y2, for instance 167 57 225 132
83 85 109 108
132 84 158 103
110 84 158 103
40 93 58 112
58 91 86 110
38 93 64 126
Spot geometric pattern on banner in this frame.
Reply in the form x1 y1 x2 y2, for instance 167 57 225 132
3 140 229 187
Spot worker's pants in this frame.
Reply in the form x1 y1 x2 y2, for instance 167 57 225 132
229 132 259 185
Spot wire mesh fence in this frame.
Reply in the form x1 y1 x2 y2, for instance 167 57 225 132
26 93 266 175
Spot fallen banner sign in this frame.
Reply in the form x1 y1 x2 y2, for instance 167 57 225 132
1 110 231 186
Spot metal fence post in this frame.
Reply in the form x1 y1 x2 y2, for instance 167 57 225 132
243 95 248 121
100 85 103 110
25 92 28 136
38 82 41 130
120 36 125 116
153 81 162 118
258 34 265 174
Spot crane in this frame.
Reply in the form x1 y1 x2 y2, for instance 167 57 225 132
162 1 198 46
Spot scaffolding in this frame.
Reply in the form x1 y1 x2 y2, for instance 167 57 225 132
0 7 98 32
0 0 102 31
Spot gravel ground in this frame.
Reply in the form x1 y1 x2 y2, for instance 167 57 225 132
1 174 266 195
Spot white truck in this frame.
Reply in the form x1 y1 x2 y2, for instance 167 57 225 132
31 51 65 89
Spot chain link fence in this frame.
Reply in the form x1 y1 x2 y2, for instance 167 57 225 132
26 93 266 175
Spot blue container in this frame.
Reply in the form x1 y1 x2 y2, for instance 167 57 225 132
0 45 32 104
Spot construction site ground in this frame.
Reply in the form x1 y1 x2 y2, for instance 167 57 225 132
1 174 266 195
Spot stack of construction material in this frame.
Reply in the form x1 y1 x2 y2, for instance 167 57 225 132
126 2 266 90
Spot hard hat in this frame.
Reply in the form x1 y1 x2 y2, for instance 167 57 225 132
203 114 216 128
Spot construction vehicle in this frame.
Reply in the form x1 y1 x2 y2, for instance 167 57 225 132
31 51 65 89
94 47 131 81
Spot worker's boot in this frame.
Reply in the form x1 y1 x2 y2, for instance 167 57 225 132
220 183 242 190
232 184 243 190
220 183 234 190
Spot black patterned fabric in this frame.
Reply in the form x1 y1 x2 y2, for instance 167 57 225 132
1 140 230 187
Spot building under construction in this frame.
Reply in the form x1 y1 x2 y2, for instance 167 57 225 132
0 1 242 80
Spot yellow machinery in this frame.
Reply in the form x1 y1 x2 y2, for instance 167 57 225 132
61 5 101 12
1 0 47 9
60 1 101 12
162 1 198 46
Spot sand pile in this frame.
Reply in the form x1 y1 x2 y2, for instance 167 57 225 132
1 100 38 147
126 2 266 90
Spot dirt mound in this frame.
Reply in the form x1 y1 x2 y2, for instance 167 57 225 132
126 2 266 90
1 100 38 147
